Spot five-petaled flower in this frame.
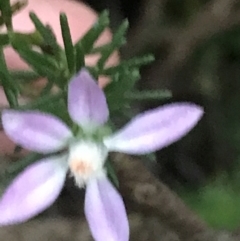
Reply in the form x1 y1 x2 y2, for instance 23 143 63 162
0 68 203 241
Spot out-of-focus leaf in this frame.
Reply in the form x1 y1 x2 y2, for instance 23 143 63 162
13 45 58 81
10 70 40 82
125 90 172 101
0 34 9 46
75 10 109 54
105 68 139 112
90 39 126 55
10 31 43 48
29 12 61 56
11 0 28 15
97 20 128 70
0 48 18 107
0 0 12 29
75 42 85 71
60 13 75 75
102 54 155 76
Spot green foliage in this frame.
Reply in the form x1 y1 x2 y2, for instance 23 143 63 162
60 13 75 75
0 48 18 107
0 0 13 29
181 176 240 230
0 0 171 191
77 11 109 54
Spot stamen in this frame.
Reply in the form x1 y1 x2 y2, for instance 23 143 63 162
69 159 93 175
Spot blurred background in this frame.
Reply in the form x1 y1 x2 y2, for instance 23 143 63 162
79 0 240 230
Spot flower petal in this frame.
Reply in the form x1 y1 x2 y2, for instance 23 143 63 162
0 155 68 226
2 110 72 153
85 175 129 241
104 102 204 154
68 68 109 126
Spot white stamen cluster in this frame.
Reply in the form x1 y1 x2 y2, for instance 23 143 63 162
67 141 108 187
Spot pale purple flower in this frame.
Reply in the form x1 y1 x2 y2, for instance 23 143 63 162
0 68 203 241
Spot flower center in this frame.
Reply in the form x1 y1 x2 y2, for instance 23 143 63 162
69 159 93 176
67 140 108 187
